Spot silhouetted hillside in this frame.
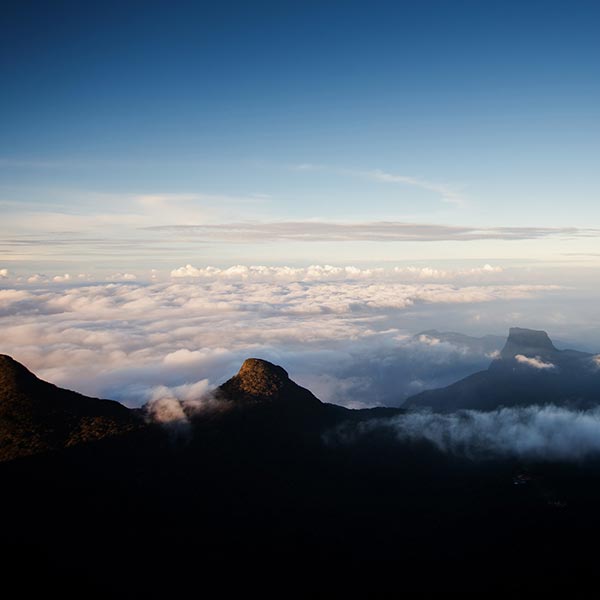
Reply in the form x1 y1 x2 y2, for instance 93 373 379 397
2 350 600 596
0 354 142 462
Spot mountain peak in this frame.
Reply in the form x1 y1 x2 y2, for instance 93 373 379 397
237 358 289 395
500 327 557 360
219 358 291 402
217 358 322 409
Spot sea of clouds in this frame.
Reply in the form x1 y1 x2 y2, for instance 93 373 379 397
0 263 587 410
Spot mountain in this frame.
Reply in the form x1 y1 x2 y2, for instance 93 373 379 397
216 357 324 408
405 327 600 412
197 357 401 435
2 351 600 596
0 354 398 464
0 354 142 462
414 329 505 355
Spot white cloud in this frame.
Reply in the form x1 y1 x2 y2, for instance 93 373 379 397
515 354 556 370
108 272 137 281
146 396 189 424
417 334 441 346
170 263 506 282
0 268 8 278
27 274 47 283
330 405 600 461
163 348 228 365
52 274 71 282
0 278 573 409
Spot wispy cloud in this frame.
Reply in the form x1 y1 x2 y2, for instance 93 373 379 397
365 169 466 206
330 405 600 461
515 354 556 370
291 163 466 206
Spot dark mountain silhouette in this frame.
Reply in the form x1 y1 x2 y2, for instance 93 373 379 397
405 327 600 411
0 354 142 462
193 357 401 438
2 349 600 596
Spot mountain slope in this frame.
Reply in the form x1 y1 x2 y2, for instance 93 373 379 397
405 327 600 412
0 354 142 462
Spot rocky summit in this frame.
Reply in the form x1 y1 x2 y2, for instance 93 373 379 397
224 358 291 399
500 326 558 360
217 357 323 408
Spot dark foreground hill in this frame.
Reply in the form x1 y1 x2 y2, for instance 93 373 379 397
0 354 142 461
406 327 600 411
2 353 600 597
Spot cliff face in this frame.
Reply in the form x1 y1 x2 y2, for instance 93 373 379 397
500 327 557 360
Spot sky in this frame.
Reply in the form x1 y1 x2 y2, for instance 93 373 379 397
1 1 599 406
2 0 600 272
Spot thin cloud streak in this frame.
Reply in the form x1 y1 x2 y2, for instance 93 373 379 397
147 221 598 243
291 163 466 206
365 169 466 206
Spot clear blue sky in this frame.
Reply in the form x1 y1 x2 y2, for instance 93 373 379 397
1 0 600 274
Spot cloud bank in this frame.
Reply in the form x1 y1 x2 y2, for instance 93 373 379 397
332 406 600 461
0 272 577 409
169 263 505 281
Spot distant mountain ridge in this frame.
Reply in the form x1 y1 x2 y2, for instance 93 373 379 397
405 327 600 412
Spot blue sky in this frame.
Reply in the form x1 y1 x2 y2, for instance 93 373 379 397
2 1 600 405
1 0 600 274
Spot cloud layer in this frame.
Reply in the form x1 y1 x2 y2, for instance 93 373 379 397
169 263 505 281
331 406 600 461
0 271 579 409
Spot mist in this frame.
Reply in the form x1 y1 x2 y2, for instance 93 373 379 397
330 405 600 461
